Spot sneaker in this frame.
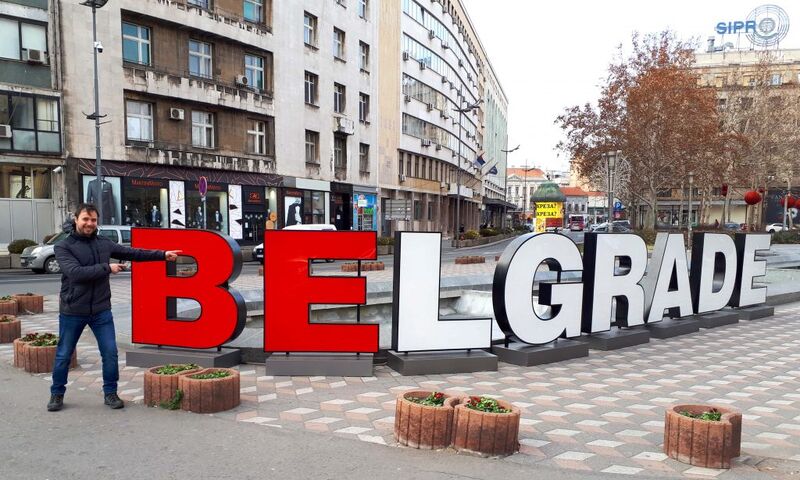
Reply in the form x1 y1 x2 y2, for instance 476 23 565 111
47 394 64 412
104 392 124 409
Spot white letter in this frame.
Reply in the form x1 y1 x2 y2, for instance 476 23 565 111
392 232 492 351
643 233 693 322
582 233 647 332
729 233 770 307
690 233 737 313
492 233 583 345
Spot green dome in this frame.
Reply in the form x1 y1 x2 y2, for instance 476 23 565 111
530 182 566 202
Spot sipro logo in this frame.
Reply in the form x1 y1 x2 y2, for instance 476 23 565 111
715 5 790 47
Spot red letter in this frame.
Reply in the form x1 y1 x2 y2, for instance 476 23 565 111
264 230 378 352
132 228 246 349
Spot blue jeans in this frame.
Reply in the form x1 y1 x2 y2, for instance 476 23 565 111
51 309 118 396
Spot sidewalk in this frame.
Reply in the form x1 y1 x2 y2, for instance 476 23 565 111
5 297 800 478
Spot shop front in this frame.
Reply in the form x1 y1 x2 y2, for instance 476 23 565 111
282 178 330 227
240 185 279 245
122 177 168 227
352 187 377 231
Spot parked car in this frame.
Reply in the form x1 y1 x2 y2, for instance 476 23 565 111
21 225 132 274
722 222 741 232
766 223 785 233
568 220 584 231
592 222 631 233
252 224 337 264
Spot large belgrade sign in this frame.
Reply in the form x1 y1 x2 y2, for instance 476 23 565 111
130 230 769 352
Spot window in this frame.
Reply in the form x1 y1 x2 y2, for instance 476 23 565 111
304 71 318 105
358 0 368 19
189 40 213 78
243 0 264 23
245 54 264 90
247 119 266 154
0 94 60 153
334 134 347 169
0 18 47 62
191 111 215 148
334 83 346 113
359 42 370 71
359 92 369 122
122 22 150 65
427 202 433 221
187 0 210 9
771 73 782 86
414 200 421 220
98 229 119 243
305 130 319 164
303 12 317 46
359 143 369 172
333 28 345 59
126 101 153 142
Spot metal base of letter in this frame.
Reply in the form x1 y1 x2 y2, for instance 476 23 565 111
693 311 739 329
386 349 497 375
646 318 700 339
126 346 241 368
576 328 650 351
735 305 774 321
264 352 374 377
491 339 588 367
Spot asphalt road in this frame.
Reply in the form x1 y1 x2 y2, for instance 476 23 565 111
0 232 585 296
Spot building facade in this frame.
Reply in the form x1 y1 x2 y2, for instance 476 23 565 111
0 0 63 244
57 0 379 244
377 0 507 236
505 167 546 225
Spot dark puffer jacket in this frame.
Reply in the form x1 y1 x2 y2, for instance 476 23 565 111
54 229 165 316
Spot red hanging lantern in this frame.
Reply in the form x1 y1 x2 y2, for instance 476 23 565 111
758 187 765 193
744 190 762 205
721 184 729 196
781 195 796 208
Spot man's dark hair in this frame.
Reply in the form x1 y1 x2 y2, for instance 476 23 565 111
74 203 99 218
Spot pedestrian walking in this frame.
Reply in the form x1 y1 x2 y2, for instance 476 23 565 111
47 203 180 412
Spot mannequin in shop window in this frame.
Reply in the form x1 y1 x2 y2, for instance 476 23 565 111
286 199 302 226
213 210 222 230
150 205 162 227
86 178 115 224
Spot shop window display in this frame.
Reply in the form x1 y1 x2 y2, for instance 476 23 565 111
123 178 168 227
186 182 228 232
82 175 122 225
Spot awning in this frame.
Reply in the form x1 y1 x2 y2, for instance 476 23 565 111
483 197 517 209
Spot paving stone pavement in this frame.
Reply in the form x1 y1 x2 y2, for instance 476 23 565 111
4 295 800 479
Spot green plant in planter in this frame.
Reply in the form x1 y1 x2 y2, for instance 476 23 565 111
407 391 446 407
160 389 184 410
21 332 56 344
0 315 14 322
0 295 14 301
465 396 510 413
155 363 199 375
189 370 231 380
377 236 395 246
463 230 480 240
8 239 37 254
680 409 722 421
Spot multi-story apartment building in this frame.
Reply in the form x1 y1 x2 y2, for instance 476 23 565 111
58 0 379 244
377 0 507 236
505 167 546 224
0 0 63 244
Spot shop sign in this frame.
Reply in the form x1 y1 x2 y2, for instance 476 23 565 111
130 231 769 356
536 202 563 218
126 178 168 189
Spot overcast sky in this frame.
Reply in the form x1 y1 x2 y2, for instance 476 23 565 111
461 0 800 171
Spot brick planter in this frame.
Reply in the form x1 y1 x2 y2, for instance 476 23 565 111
22 343 77 374
664 404 742 469
341 261 385 272
451 397 520 457
144 365 203 407
394 391 455 449
178 368 240 414
454 256 486 265
258 266 264 276
13 293 44 315
0 315 21 343
0 299 18 316
13 338 28 368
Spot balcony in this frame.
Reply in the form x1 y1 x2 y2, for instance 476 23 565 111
123 64 274 117
124 140 276 174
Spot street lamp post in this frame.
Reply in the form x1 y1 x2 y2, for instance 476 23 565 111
453 93 482 247
603 151 618 228
81 0 109 224
688 171 695 249
500 144 520 230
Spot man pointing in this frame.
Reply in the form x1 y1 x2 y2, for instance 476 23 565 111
47 203 181 412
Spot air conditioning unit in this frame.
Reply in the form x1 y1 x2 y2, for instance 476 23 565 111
435 143 442 151
421 139 431 147
0 124 11 139
440 111 447 119
419 60 426 70
402 51 409 61
428 29 436 39
441 41 449 50
458 59 463 67
426 103 433 112
399 174 407 182
403 94 411 103
169 108 185 121
441 75 447 84
24 49 45 64
235 74 249 87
